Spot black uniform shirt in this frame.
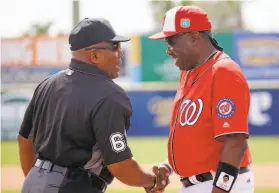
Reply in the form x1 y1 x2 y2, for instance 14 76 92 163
19 59 133 169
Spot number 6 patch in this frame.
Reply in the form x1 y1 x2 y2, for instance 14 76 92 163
109 132 126 153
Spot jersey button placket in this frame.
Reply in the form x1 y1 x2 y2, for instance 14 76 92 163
171 71 191 175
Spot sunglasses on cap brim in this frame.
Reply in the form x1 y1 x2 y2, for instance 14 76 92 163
165 31 223 51
165 32 187 46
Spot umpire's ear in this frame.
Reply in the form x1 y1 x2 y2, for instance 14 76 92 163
89 50 99 64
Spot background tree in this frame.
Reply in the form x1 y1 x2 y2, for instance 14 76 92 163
23 21 53 36
150 0 193 30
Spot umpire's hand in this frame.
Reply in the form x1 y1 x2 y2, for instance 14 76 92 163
144 165 170 193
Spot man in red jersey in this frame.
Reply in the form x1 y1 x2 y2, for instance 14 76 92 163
148 5 255 193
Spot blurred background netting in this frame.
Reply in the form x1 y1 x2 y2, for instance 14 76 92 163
1 0 279 193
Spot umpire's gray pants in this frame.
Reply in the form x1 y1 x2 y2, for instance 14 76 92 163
21 166 103 193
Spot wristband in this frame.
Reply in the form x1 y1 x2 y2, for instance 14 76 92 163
213 162 239 192
144 175 157 191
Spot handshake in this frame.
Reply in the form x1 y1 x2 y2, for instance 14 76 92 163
144 165 171 193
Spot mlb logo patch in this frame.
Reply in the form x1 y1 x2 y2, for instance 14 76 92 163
180 18 190 28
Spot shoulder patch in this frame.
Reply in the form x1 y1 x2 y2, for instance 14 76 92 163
109 132 126 153
216 98 236 119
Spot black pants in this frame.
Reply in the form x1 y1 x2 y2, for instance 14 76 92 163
21 167 103 193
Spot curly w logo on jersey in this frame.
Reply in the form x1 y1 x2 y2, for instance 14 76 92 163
179 98 204 126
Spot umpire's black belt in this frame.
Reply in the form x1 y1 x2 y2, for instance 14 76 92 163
180 166 251 188
34 159 107 192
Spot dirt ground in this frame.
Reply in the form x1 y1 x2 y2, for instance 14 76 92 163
2 164 279 190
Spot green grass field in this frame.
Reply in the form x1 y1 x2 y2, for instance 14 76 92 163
2 136 279 165
1 136 279 193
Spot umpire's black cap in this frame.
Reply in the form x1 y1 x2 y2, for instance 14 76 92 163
69 17 130 51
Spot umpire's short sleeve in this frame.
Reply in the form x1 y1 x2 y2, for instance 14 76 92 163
19 93 35 139
92 93 133 166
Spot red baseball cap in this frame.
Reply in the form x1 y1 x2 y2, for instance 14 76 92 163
149 6 212 39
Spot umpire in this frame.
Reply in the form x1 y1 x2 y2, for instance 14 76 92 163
18 17 168 193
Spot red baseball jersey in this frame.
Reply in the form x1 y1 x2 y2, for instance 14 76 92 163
168 51 252 177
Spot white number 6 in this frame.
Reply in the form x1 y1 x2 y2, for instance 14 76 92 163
109 132 126 153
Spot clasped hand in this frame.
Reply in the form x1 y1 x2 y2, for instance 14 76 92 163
144 165 170 193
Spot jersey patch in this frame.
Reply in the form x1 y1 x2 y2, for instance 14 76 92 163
109 132 126 153
216 172 235 191
216 98 236 119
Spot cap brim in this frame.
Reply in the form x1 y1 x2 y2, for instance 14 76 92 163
148 31 180 40
110 35 130 42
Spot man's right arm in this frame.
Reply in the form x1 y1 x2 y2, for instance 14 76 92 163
92 94 167 190
17 135 35 176
18 92 36 176
107 158 156 188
